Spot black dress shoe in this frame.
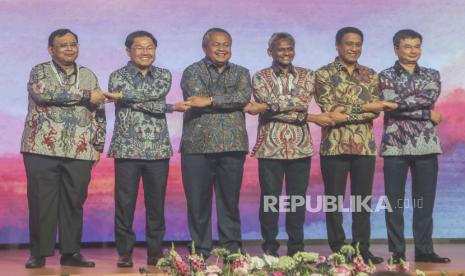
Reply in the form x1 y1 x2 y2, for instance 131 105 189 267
390 252 406 264
60 253 95 267
361 250 384 265
117 254 133 267
147 254 163 266
25 256 45 269
415 252 451 263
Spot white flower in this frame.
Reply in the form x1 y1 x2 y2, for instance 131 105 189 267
250 256 265 270
263 254 280 267
233 266 250 275
205 265 222 276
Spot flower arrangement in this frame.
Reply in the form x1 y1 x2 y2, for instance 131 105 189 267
154 243 420 276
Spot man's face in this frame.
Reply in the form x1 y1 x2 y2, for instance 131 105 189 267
336 32 362 66
48 32 79 65
268 39 295 67
126 36 156 69
395 37 421 65
203 31 232 66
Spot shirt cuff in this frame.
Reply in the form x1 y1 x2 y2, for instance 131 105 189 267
166 104 174 113
81 89 91 104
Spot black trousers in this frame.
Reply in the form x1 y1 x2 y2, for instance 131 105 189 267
384 154 438 255
23 153 93 257
258 157 311 255
114 159 169 257
181 152 245 257
320 155 375 253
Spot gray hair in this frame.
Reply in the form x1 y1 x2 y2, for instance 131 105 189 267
268 32 295 49
202 28 232 48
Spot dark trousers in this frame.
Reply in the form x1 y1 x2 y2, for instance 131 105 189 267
114 159 169 257
23 153 93 257
259 157 311 255
181 152 245 257
384 154 438 255
320 155 375 253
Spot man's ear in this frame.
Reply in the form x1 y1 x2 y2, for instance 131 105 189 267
267 47 272 57
48 46 54 57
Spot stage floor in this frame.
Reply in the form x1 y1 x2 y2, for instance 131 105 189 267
1 242 464 275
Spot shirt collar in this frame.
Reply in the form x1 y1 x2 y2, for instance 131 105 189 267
394 60 420 75
334 57 360 73
52 60 77 76
203 57 231 72
126 61 155 78
271 62 297 77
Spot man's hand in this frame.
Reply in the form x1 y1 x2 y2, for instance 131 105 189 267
173 101 191 112
102 92 122 103
90 90 106 105
332 105 346 113
382 101 398 110
362 101 387 113
308 113 335 127
431 110 442 125
244 101 268 115
186 96 212 108
329 111 349 124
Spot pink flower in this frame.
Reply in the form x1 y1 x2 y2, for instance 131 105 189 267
355 262 368 272
397 262 410 271
333 265 352 276
316 256 326 264
272 272 286 276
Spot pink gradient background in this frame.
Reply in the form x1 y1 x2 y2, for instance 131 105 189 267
1 0 465 243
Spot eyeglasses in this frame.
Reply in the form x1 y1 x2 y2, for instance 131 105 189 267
53 43 79 50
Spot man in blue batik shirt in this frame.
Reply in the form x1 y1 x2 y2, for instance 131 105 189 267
379 29 450 264
180 28 252 258
104 31 189 268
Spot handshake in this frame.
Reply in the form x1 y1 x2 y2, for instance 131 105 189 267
242 100 442 127
89 91 215 113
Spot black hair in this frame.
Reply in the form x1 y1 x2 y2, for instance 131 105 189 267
48 29 78 46
335 26 364 45
125 30 158 48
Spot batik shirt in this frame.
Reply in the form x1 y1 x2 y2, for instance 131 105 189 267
252 65 314 159
315 58 379 156
20 61 106 161
180 58 251 154
107 62 173 160
379 61 442 156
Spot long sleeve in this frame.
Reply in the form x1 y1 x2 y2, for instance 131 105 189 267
315 69 338 113
210 69 252 110
388 109 431 120
28 64 90 106
109 70 172 104
346 74 380 123
380 70 440 111
89 81 106 152
130 101 173 114
94 103 106 152
254 74 310 113
109 69 172 114
180 66 215 113
253 69 313 124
